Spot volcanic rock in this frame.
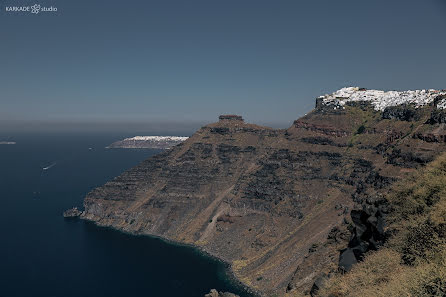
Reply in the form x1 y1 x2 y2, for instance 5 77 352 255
81 88 446 296
63 207 82 218
205 289 240 297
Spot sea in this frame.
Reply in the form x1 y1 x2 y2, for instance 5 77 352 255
0 132 251 297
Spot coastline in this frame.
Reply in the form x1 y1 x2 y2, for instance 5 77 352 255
80 217 262 297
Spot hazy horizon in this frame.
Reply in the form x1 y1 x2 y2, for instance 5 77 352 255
2 0 446 133
0 117 294 135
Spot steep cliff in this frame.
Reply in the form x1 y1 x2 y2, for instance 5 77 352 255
81 88 446 296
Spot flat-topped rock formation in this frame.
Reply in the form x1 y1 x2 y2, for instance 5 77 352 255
107 136 189 149
81 89 446 296
219 115 244 122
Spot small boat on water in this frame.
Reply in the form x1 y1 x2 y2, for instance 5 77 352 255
42 162 56 170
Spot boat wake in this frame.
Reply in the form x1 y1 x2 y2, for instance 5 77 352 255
42 162 56 171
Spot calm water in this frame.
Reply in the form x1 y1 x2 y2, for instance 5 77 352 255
0 132 250 297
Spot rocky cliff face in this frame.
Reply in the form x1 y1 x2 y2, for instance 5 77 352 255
81 90 446 296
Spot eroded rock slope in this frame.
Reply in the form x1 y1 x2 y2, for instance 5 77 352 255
82 90 446 296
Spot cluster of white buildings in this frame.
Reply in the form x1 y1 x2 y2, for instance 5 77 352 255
320 87 446 111
126 136 189 142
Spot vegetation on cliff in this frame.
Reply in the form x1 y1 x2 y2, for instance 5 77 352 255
318 153 446 297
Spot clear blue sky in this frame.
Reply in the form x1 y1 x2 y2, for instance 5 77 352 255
1 0 446 131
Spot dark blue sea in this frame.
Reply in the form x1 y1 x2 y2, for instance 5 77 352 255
0 132 250 297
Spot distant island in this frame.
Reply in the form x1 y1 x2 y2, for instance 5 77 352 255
107 136 189 149
0 141 16 145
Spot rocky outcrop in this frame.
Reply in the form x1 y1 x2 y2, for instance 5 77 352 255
63 207 82 218
382 105 421 121
386 148 434 168
424 95 446 124
338 197 388 272
205 289 240 297
310 273 330 297
81 88 446 297
219 115 244 122
428 109 446 124
413 133 446 143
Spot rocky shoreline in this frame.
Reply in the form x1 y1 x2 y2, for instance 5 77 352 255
205 289 240 297
79 216 261 297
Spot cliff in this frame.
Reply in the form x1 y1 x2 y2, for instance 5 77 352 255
81 89 446 296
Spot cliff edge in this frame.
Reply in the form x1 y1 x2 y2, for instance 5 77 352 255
81 88 446 296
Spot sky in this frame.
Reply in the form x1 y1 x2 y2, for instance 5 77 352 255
1 0 446 132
